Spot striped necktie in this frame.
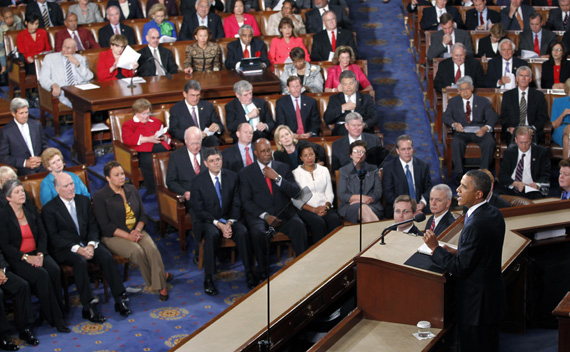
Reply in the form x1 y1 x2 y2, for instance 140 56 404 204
519 92 527 126
42 5 50 27
65 57 75 86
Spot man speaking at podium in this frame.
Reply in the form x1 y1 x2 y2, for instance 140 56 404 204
423 170 506 352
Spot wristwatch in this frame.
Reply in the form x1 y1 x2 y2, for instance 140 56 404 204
275 175 282 183
22 254 28 261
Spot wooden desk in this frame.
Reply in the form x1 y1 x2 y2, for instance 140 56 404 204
0 99 12 127
63 71 281 165
553 292 570 352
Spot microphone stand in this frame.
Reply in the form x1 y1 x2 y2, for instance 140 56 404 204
357 168 366 252
380 213 427 245
128 56 155 89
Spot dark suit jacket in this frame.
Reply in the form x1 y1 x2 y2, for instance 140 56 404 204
107 0 143 20
310 29 356 62
25 1 64 28
273 141 326 169
442 94 499 127
165 147 206 195
431 202 506 325
0 205 48 265
427 29 474 60
190 169 242 226
517 29 557 56
383 157 433 209
323 92 376 131
168 100 223 142
54 28 100 52
275 94 320 136
434 57 485 92
484 57 527 88
545 7 568 30
137 46 178 77
476 35 504 58
222 144 256 172
225 38 270 70
0 119 49 175
541 60 570 89
179 12 224 40
304 5 353 33
224 97 274 140
464 8 500 30
420 6 464 31
42 195 100 257
331 132 381 171
500 5 536 30
424 211 456 235
497 144 551 187
406 0 432 13
239 160 300 222
500 88 548 141
98 23 136 48
180 0 224 15
488 192 512 208
93 184 148 237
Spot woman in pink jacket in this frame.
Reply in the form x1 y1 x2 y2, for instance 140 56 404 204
268 17 310 66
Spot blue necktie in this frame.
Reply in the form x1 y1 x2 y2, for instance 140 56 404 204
405 164 416 200
562 191 569 200
464 212 470 224
215 176 222 208
69 200 80 234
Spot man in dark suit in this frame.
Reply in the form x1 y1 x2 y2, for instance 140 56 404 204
420 0 464 31
427 14 474 61
225 25 270 70
181 0 224 14
98 6 136 48
222 123 256 173
518 14 557 57
434 43 485 92
442 76 499 176
331 112 381 172
393 195 422 235
310 11 356 61
424 184 456 235
179 0 224 40
485 38 527 88
106 0 143 20
500 66 548 143
25 0 64 28
480 168 512 208
54 13 100 52
190 148 257 296
225 80 274 143
0 98 48 176
137 28 178 77
545 0 570 31
305 0 352 33
324 70 376 135
42 173 131 322
169 80 224 147
500 0 536 30
383 134 433 218
406 0 432 14
497 127 550 199
424 170 506 352
465 0 500 30
275 76 321 138
239 138 307 275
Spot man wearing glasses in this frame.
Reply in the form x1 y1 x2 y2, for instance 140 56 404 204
393 195 423 235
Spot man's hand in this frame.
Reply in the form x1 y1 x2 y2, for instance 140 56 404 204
500 75 511 85
423 230 440 251
26 156 42 169
51 83 61 97
256 122 267 131
341 102 356 111
184 191 191 200
65 54 79 67
508 127 515 135
0 270 8 285
208 123 220 133
184 66 193 74
529 182 539 190
442 33 452 46
508 5 519 18
314 205 328 216
263 166 279 180
1 66 5 74
247 107 260 119
266 215 283 227
512 180 526 192
475 126 489 137
26 56 33 64
77 246 94 260
417 202 425 212
442 243 458 255
453 122 465 133
294 133 311 139
218 222 233 238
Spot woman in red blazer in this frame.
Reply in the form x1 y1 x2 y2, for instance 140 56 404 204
96 34 138 81
16 13 51 74
223 0 261 38
325 46 372 93
121 98 171 194
268 17 310 66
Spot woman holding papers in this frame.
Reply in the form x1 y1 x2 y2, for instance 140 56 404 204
550 78 570 159
97 34 138 81
141 4 177 44
121 99 171 195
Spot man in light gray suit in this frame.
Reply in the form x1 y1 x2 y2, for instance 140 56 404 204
38 38 93 108
442 76 498 176
427 13 474 61
518 13 557 57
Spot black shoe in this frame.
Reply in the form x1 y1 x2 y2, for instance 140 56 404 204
55 325 71 333
246 272 258 289
115 301 131 317
192 254 199 266
82 308 106 323
204 276 218 296
0 338 18 351
159 292 169 302
18 329 38 346
165 272 174 283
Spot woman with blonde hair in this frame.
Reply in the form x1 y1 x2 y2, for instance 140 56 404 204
273 125 325 169
142 3 177 43
39 148 90 206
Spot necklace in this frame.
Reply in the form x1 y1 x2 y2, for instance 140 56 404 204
16 211 25 220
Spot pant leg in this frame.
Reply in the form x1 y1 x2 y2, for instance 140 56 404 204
458 323 499 352
298 209 328 244
451 133 468 174
139 144 168 194
201 223 220 276
230 221 253 274
476 134 496 171
2 272 34 332
56 250 93 309
102 235 154 289
0 289 8 335
279 214 308 256
323 209 342 236
91 244 126 301
137 231 166 291
246 217 269 272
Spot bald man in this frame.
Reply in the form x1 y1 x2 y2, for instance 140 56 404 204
137 28 178 77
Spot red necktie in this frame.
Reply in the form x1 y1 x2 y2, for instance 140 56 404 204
534 34 540 55
547 0 552 5
430 219 435 232
465 101 471 123
331 31 336 52
193 154 201 175
455 67 461 83
295 98 304 134
245 146 253 166
265 176 273 195
244 47 250 58
479 12 484 26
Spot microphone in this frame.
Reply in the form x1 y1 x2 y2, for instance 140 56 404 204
150 52 172 79
380 213 426 245
128 56 154 88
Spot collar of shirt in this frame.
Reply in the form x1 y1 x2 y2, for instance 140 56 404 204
517 146 531 158
533 30 542 41
132 116 154 123
320 5 329 15
518 87 529 102
563 11 569 20
344 93 356 103
184 99 199 117
454 62 464 75
240 41 251 54
14 119 28 130
290 94 301 106
113 23 121 31
60 196 75 212
399 158 414 174
67 29 78 37
257 160 271 173
196 13 208 24
348 134 362 145
432 210 450 226
466 200 485 218
328 29 338 43
209 170 221 185
399 223 414 233
462 95 473 109
479 8 487 17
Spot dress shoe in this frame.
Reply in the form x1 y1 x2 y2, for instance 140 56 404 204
82 308 106 323
192 254 199 266
159 292 169 302
55 325 71 333
114 301 131 317
204 276 218 296
0 338 18 351
165 272 174 283
246 272 259 289
19 329 39 346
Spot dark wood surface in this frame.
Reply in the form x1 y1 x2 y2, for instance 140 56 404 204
553 291 570 352
0 99 12 126
63 70 281 165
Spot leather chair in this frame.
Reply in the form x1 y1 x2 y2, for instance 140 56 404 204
499 194 534 207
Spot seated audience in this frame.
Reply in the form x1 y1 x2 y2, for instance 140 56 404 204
16 13 51 75
485 38 527 88
68 0 105 24
310 11 356 62
337 140 383 223
180 0 224 40
25 0 64 28
420 0 464 31
499 0 536 30
325 46 372 93
267 0 306 36
273 125 325 170
183 26 222 73
122 99 172 194
0 167 35 211
276 76 321 138
293 143 341 243
541 42 570 90
434 43 485 93
137 28 178 77
42 172 131 322
224 0 261 38
180 0 224 14
225 25 270 70
267 0 311 10
551 78 570 159
39 148 90 206
324 70 376 135
518 14 556 57
424 184 456 235
427 13 474 61
406 0 431 13
269 18 310 66
39 39 94 109
98 6 136 48
393 195 422 235
93 161 173 301
545 0 570 31
97 34 138 81
142 4 177 44
476 23 507 58
146 0 179 17
106 0 143 20
54 13 100 52
169 80 224 147
222 123 256 172
0 179 70 333
305 0 352 33
465 0 500 30
0 98 49 176
559 159 570 199
0 8 24 75
279 47 323 94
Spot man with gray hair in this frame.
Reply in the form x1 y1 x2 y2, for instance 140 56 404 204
434 43 485 93
179 0 224 40
225 80 274 143
427 13 474 61
485 38 527 88
424 184 456 235
225 24 270 70
310 10 356 61
442 76 498 180
331 112 381 171
98 6 136 48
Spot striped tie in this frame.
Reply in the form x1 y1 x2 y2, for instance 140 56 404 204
430 219 435 232
42 5 50 27
515 154 525 182
519 92 527 126
65 58 75 86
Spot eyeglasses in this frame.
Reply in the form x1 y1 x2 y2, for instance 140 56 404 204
352 150 366 155
553 48 564 52
394 209 412 214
